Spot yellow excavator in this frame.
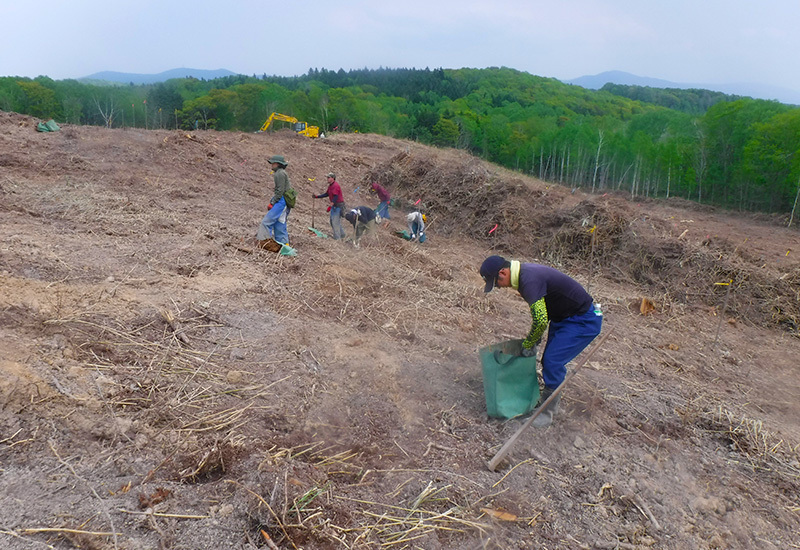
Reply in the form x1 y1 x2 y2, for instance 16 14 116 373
258 112 320 138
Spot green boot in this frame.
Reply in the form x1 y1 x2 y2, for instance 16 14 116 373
532 387 561 428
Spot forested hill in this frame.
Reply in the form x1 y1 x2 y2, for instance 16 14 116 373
600 83 743 114
2 67 799 216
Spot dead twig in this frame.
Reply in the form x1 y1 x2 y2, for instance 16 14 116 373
141 449 178 485
261 529 281 550
491 458 535 488
593 541 637 550
49 441 120 549
622 493 661 531
118 509 208 520
422 442 455 457
161 308 191 345
225 480 298 550
19 527 117 537
0 528 56 549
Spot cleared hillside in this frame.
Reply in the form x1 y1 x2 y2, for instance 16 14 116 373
1 111 799 549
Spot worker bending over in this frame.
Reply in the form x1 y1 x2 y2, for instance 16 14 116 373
344 205 378 246
480 255 602 427
406 211 426 243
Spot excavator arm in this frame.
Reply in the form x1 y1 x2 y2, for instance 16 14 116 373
259 112 299 133
258 112 320 138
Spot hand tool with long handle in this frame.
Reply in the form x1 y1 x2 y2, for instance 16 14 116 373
487 328 614 471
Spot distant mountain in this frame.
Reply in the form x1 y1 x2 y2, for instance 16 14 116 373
79 68 237 85
566 70 677 90
564 70 800 106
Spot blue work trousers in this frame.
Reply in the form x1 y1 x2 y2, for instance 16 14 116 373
376 200 391 219
330 205 346 240
540 305 602 389
409 221 426 243
258 197 290 244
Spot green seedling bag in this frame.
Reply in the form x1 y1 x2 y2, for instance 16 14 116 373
479 339 540 419
37 119 61 132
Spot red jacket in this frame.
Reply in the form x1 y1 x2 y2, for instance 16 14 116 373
318 181 344 205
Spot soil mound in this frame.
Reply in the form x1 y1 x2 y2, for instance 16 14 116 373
369 148 800 331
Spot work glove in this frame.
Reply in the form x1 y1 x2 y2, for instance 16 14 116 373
327 205 332 212
267 204 273 210
311 193 317 199
521 344 538 358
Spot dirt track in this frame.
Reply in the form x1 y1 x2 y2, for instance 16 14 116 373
1 110 799 549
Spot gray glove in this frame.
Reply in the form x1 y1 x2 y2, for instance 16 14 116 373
521 344 538 358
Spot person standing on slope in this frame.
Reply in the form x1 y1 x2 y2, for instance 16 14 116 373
312 172 346 240
370 182 391 228
257 154 292 246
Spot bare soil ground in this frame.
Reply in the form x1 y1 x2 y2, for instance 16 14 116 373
1 110 799 550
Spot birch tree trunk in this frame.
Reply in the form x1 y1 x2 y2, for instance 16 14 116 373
93 96 117 128
666 165 671 199
630 156 641 199
592 130 604 193
694 121 707 203
789 175 800 227
539 148 544 179
618 163 634 191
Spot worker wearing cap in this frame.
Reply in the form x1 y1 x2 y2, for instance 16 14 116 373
257 154 292 245
406 211 427 243
480 255 602 427
370 182 391 228
344 205 377 246
312 172 346 240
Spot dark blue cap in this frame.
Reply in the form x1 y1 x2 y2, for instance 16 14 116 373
480 255 506 292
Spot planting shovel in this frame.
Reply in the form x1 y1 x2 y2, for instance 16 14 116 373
487 329 614 471
307 195 329 237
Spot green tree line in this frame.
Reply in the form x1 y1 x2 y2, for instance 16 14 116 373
2 67 798 215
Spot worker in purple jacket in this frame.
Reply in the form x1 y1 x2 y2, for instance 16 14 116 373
480 255 602 427
369 182 391 228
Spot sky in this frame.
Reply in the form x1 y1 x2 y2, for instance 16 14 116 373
3 0 800 97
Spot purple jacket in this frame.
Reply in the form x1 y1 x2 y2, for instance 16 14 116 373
371 183 390 202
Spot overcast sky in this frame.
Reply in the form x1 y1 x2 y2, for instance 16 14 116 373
4 0 800 95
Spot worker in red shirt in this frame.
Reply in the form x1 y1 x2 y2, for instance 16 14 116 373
312 172 346 240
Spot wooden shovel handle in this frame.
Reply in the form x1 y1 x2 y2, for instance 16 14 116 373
487 328 614 471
